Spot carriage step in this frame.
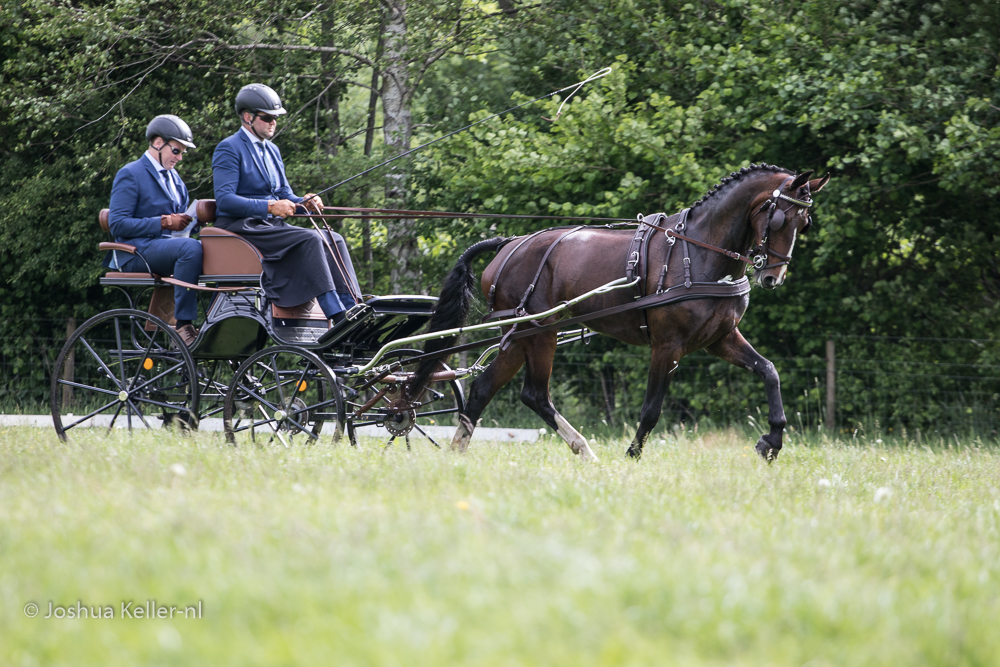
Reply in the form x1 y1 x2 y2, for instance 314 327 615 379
272 323 327 344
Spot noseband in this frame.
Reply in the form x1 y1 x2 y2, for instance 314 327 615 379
749 177 813 270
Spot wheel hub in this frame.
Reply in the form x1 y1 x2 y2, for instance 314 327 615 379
118 390 129 403
384 398 416 436
276 397 309 433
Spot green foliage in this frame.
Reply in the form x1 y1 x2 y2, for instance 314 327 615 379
1 0 998 431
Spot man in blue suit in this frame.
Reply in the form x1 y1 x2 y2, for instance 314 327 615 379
212 83 361 325
107 115 203 346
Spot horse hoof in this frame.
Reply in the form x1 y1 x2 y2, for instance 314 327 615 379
626 446 642 460
755 438 780 462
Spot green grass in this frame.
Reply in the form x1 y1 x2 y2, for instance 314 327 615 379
2 426 998 666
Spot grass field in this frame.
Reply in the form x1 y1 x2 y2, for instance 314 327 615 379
2 425 998 666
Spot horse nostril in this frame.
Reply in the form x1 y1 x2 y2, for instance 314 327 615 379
762 275 777 289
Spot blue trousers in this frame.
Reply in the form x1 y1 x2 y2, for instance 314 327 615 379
121 237 203 321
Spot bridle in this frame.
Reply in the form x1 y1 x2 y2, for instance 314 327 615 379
747 177 814 270
638 175 815 272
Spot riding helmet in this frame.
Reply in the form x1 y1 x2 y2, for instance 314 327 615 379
145 114 196 149
235 84 287 117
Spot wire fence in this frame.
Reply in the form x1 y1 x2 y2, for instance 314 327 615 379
4 317 1000 437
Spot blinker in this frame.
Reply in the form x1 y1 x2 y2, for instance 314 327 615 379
768 208 786 231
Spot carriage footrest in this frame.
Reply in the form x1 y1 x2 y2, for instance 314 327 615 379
272 320 327 344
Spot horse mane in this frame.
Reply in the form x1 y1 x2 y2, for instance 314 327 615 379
690 163 792 209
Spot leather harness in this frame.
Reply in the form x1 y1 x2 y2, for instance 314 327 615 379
478 179 813 349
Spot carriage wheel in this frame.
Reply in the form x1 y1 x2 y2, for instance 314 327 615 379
223 346 345 446
195 359 240 423
50 309 199 441
344 349 465 449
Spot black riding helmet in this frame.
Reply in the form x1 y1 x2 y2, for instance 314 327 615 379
235 84 287 118
146 114 196 149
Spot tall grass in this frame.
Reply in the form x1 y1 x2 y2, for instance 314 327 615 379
2 426 998 665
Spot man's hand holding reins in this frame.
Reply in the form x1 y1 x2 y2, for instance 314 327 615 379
301 194 324 215
267 199 297 218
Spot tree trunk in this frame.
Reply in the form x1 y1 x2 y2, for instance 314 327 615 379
320 16 343 160
381 0 421 293
362 13 384 293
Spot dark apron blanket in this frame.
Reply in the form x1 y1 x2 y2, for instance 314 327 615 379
215 216 335 307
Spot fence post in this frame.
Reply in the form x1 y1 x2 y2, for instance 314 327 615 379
61 317 76 410
825 338 835 431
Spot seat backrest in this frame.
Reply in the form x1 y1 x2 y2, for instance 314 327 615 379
98 199 216 234
196 199 217 223
200 227 263 276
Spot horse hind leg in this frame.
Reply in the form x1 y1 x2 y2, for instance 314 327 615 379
519 332 598 462
451 343 526 452
626 344 682 460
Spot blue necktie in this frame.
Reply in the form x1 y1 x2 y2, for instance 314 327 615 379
257 143 277 191
159 169 181 209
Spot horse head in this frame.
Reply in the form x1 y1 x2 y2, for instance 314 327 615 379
748 170 830 289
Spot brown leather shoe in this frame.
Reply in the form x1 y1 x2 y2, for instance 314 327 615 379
174 324 199 347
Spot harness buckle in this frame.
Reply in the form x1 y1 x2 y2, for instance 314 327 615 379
753 255 767 270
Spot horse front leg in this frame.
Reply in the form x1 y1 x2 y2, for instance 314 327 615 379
452 344 525 452
706 329 786 461
626 344 682 460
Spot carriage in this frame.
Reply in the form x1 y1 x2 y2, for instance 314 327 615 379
50 200 597 448
51 164 826 460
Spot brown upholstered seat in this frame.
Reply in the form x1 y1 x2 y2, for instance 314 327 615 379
98 199 261 285
196 200 216 223
272 300 326 321
200 227 263 276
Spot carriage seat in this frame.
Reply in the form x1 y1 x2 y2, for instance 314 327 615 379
98 200 264 284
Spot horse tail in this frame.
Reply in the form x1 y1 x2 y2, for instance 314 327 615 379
406 236 509 398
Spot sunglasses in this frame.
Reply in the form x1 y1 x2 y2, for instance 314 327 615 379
255 114 278 124
166 146 186 155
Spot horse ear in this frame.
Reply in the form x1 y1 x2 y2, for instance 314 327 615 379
809 172 831 192
789 170 814 190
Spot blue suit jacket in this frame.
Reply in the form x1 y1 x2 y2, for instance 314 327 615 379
105 156 188 268
212 130 303 220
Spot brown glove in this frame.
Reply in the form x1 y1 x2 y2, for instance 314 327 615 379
161 213 192 231
301 194 324 214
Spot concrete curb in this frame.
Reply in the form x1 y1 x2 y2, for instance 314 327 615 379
0 415 540 443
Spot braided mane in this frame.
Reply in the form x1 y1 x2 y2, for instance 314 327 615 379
690 163 791 209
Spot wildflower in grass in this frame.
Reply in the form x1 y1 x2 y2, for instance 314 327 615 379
455 500 470 511
874 487 892 503
169 463 186 476
538 428 547 436
818 479 832 489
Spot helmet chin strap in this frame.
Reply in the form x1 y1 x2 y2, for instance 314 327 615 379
151 139 166 168
243 114 267 141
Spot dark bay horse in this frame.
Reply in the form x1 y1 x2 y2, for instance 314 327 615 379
410 164 830 461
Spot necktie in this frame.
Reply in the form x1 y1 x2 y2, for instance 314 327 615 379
159 169 181 209
257 143 277 190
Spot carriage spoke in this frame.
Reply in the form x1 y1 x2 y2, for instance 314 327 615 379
412 424 442 449
258 404 290 447
126 398 153 430
79 337 124 391
129 396 193 413
127 321 162 392
105 403 124 436
54 378 120 397
60 397 122 432
127 360 188 395
114 316 127 387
